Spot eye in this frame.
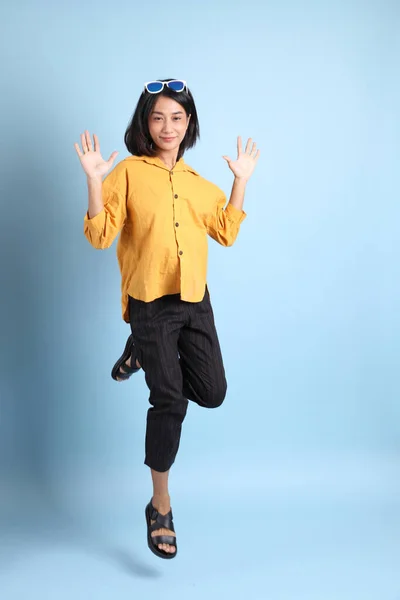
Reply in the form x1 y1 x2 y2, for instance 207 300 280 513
173 117 182 121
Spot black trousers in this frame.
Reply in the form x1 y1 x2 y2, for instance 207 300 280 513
128 288 227 472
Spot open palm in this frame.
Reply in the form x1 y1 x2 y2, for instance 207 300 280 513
74 130 119 180
223 136 260 180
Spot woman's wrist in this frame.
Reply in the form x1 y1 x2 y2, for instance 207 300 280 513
87 175 102 185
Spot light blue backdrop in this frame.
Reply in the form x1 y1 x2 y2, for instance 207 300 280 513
0 0 399 598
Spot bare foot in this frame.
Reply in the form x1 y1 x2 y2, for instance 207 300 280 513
151 494 176 554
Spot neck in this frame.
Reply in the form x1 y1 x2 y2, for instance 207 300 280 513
156 149 180 170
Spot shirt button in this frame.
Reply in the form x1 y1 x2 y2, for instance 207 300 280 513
174 194 178 199
175 222 179 227
179 251 183 255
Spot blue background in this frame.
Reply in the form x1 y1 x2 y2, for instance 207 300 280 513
0 0 399 598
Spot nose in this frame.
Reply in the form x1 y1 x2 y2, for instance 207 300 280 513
161 119 174 133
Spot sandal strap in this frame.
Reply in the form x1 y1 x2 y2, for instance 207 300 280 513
151 534 176 546
112 334 140 381
115 369 131 380
149 506 175 531
120 362 139 374
149 515 175 534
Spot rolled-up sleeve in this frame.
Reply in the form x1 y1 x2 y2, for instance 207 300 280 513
83 162 127 249
207 194 247 247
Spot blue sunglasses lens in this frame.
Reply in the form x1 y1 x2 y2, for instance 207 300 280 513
147 81 163 93
167 80 185 92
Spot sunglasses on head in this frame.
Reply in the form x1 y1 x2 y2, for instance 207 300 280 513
144 80 187 94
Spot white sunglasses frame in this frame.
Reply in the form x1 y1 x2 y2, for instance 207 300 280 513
144 80 187 94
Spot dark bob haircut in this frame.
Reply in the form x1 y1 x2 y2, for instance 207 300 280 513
124 78 200 161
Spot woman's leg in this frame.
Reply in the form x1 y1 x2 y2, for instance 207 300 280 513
179 289 227 409
150 469 175 554
128 295 187 555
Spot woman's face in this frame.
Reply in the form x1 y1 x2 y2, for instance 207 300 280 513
148 95 190 155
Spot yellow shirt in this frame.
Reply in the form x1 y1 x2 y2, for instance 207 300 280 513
84 155 246 322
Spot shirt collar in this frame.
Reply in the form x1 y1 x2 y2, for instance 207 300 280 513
127 155 199 175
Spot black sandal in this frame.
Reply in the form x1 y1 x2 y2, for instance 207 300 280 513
145 500 177 559
111 334 141 381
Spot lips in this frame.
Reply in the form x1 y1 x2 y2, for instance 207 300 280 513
161 137 176 142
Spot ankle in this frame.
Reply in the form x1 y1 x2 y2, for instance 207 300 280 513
152 493 171 509
152 492 170 501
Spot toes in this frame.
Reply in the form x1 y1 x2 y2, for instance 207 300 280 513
151 526 175 554
157 543 176 554
120 360 130 373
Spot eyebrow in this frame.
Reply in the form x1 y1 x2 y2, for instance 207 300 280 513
151 110 184 115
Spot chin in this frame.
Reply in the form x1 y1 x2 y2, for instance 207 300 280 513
158 142 181 152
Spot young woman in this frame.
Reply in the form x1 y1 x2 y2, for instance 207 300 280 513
74 79 259 560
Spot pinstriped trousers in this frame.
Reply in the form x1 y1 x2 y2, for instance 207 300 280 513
128 287 227 472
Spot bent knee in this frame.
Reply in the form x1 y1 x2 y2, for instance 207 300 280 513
204 380 227 409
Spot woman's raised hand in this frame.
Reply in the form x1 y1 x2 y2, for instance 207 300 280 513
223 136 260 181
74 131 119 180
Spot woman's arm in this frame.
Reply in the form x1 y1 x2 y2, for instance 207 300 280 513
87 175 104 219
75 131 126 249
83 172 127 249
206 136 260 247
227 176 247 212
223 136 260 212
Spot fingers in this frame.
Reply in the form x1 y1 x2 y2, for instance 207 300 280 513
93 133 100 153
77 130 95 155
222 155 231 164
74 143 83 158
245 138 259 156
246 138 259 159
85 130 93 152
80 132 88 153
107 150 119 166
237 136 242 156
238 136 259 159
75 131 101 158
245 137 252 154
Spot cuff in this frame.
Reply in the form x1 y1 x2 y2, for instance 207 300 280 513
225 202 247 224
84 209 106 234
